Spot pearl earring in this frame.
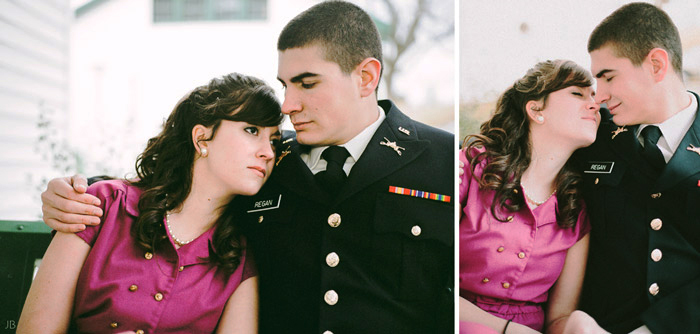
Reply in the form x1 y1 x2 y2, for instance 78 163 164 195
201 148 208 157
536 116 544 123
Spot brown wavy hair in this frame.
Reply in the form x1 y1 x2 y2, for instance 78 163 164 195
131 73 283 273
464 60 593 228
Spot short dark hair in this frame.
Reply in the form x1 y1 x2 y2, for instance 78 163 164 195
588 2 683 74
277 1 383 77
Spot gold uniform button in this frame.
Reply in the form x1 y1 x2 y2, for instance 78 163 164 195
327 213 341 228
651 192 662 199
129 284 138 292
144 252 153 260
179 266 185 272
651 249 662 262
258 215 264 223
326 252 340 267
110 322 118 328
411 225 422 236
518 252 526 259
594 177 599 185
506 216 514 222
135 330 145 334
649 283 659 296
324 290 338 305
650 218 663 231
482 278 490 283
154 292 164 301
502 282 510 289
497 246 504 252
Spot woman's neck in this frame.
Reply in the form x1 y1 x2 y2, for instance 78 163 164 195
167 172 234 247
521 135 574 205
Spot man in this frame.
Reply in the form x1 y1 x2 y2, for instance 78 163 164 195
569 3 700 333
40 2 454 333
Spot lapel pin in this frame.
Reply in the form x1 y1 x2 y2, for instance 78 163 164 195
611 126 627 139
398 127 410 135
276 146 291 166
282 138 294 144
380 137 405 156
687 144 700 156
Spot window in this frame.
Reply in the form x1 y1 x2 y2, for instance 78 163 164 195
153 0 267 22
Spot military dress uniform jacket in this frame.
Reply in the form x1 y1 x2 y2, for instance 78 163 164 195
231 100 454 334
575 92 700 334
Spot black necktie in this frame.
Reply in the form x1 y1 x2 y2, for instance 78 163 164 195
641 125 665 171
314 146 350 197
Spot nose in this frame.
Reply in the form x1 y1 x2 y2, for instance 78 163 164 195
594 83 609 105
257 139 275 162
588 98 600 112
281 89 301 115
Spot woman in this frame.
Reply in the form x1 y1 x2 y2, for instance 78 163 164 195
18 73 283 333
459 60 600 334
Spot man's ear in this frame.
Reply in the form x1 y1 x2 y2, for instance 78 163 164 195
356 57 381 98
647 47 669 83
191 124 211 156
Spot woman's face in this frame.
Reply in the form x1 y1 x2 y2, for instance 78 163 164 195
540 85 601 149
199 120 281 197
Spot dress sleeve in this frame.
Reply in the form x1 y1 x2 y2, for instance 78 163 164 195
574 202 592 241
241 238 258 281
459 148 471 209
75 180 123 246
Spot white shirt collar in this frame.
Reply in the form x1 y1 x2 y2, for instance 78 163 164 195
303 105 387 175
637 92 697 162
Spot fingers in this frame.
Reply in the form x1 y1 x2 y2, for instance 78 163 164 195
44 218 86 233
459 160 464 184
42 202 101 225
70 174 89 194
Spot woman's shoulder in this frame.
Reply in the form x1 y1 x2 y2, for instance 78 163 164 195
87 180 142 216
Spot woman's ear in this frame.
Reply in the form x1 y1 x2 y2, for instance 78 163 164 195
525 100 544 124
355 57 381 98
192 125 211 157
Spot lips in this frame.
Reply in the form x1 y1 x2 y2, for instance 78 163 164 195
607 102 621 113
248 166 266 178
292 120 312 130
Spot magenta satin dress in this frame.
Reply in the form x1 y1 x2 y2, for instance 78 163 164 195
459 148 589 332
73 180 255 333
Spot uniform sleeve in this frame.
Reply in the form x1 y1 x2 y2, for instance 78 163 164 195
642 278 700 333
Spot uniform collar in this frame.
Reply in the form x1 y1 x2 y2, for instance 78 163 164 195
304 105 386 173
636 91 698 161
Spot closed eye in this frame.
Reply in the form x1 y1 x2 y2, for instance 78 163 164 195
301 82 316 89
572 92 583 96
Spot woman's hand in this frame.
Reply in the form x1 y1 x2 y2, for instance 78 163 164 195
562 311 609 334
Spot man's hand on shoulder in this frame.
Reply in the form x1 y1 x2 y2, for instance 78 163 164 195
41 174 102 232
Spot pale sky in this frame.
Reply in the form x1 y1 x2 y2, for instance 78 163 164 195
460 0 700 102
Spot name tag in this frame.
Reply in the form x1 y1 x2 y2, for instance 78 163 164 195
584 161 615 174
247 194 282 213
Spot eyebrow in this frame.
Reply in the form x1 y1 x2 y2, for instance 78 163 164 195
595 69 613 78
277 72 319 85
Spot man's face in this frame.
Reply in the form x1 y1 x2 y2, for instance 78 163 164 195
277 45 362 146
590 45 656 125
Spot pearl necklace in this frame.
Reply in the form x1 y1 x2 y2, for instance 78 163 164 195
522 186 556 206
165 213 195 246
